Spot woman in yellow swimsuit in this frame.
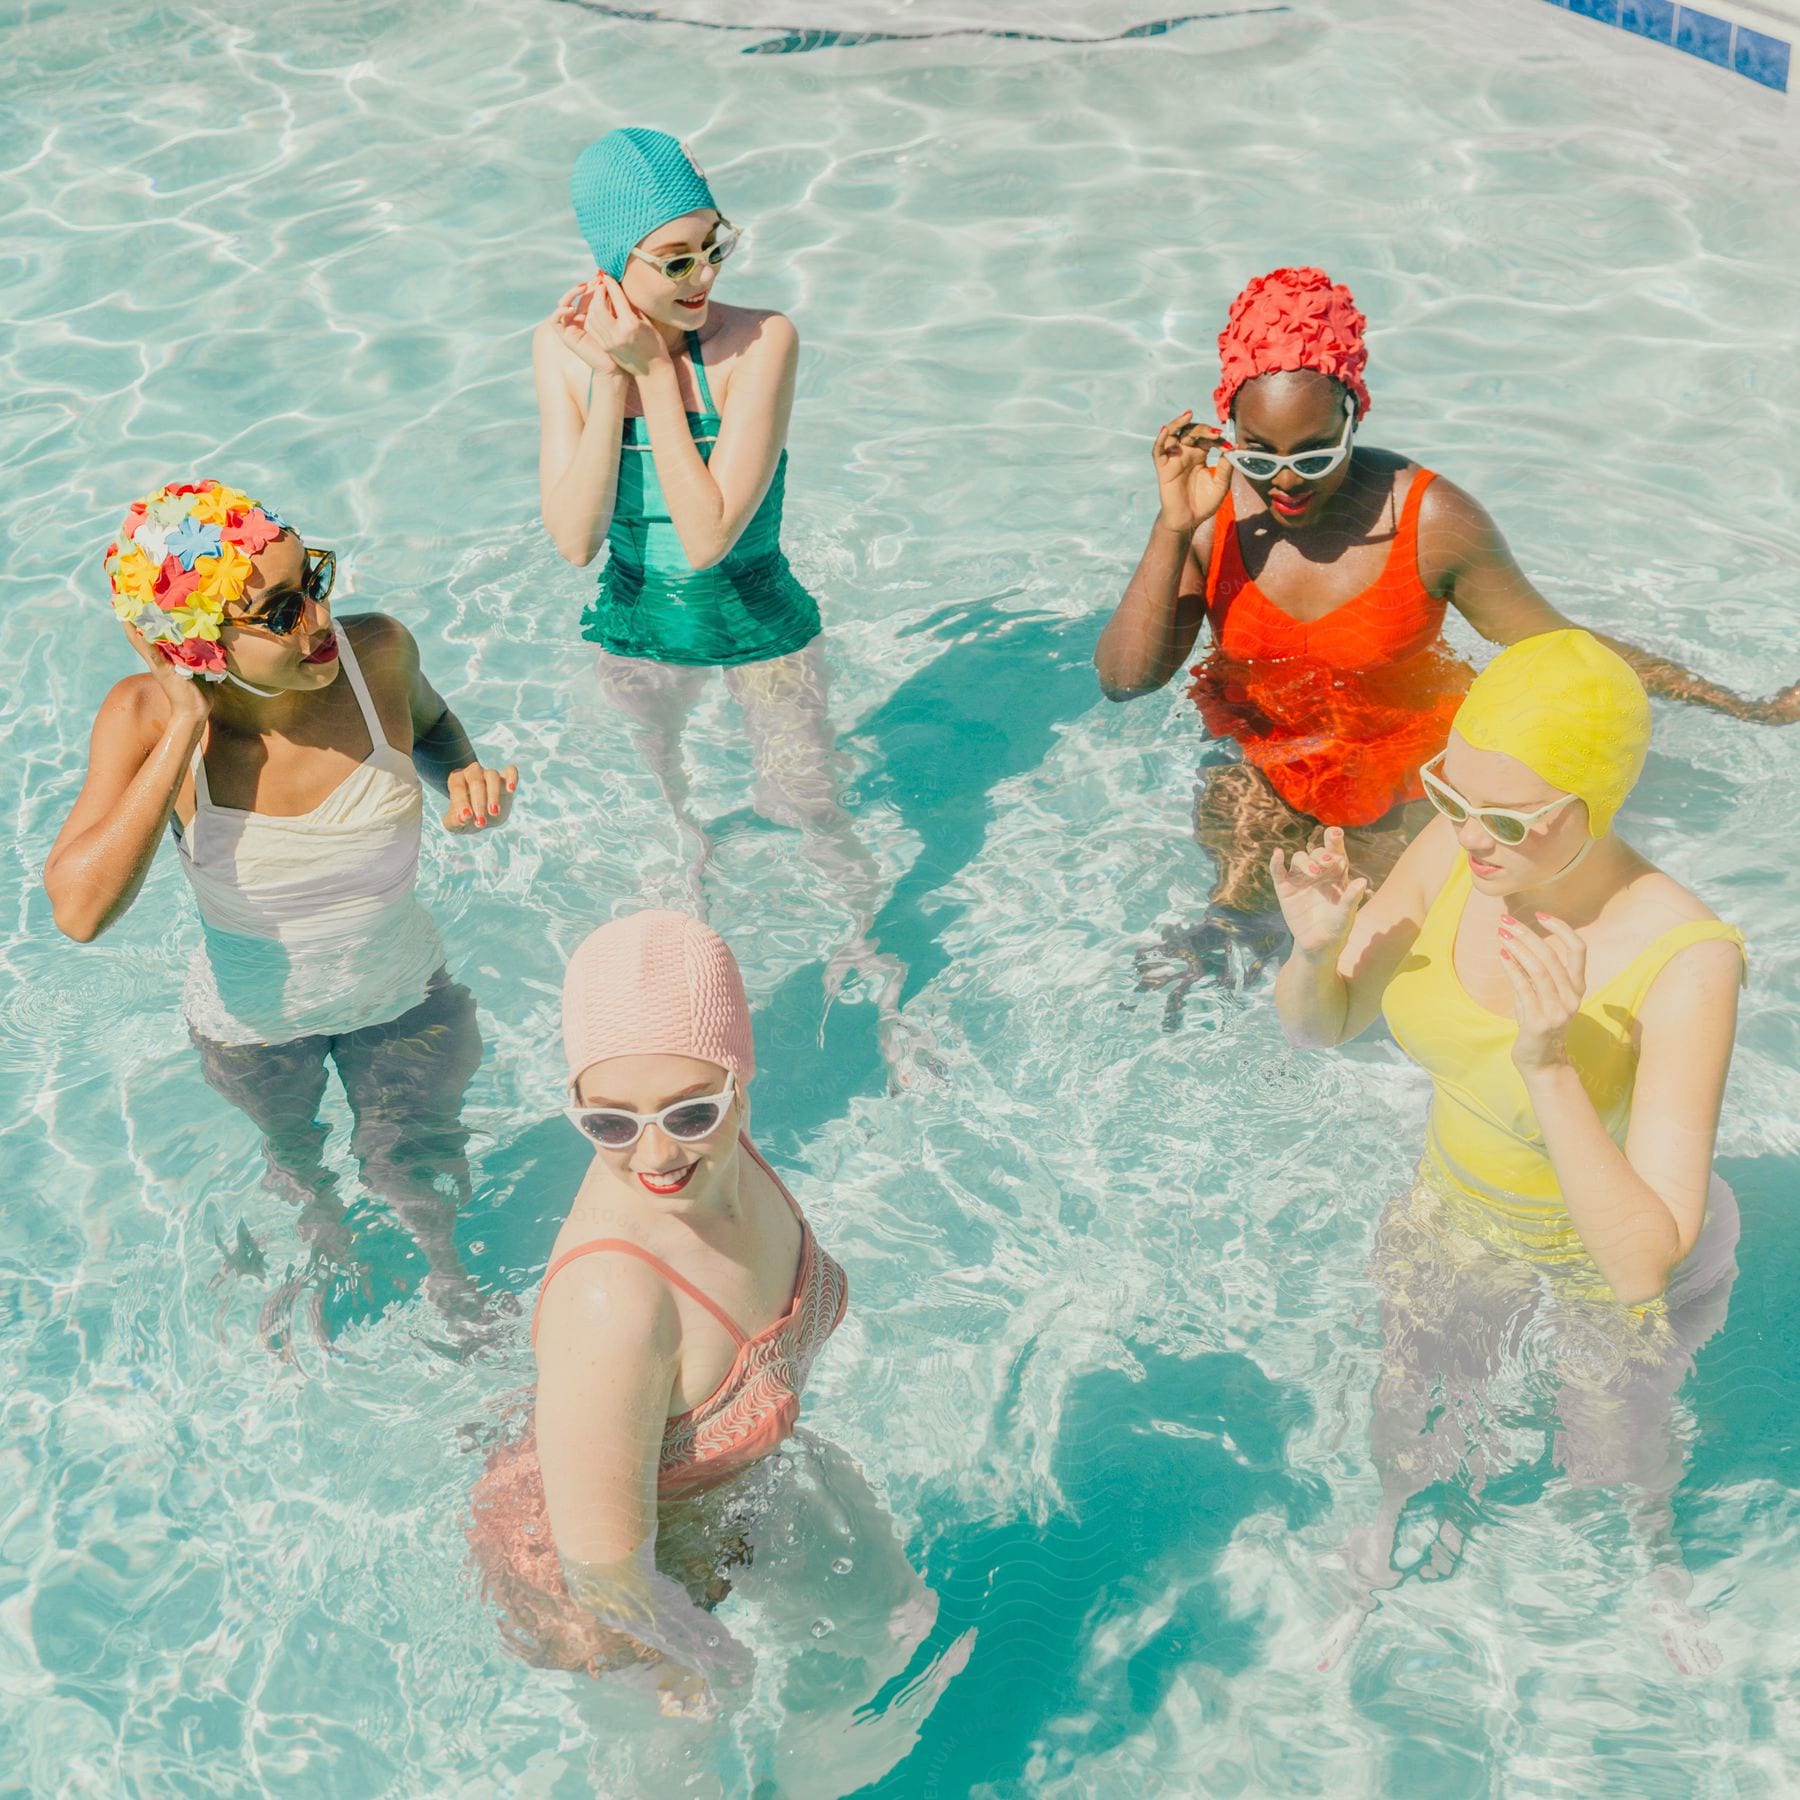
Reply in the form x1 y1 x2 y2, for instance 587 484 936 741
1271 630 1743 1675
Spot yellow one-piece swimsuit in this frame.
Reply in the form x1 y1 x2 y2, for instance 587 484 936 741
1380 854 1745 1279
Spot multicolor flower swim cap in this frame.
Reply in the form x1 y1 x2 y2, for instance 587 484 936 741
571 127 720 281
1215 266 1372 424
104 480 288 680
1452 629 1651 838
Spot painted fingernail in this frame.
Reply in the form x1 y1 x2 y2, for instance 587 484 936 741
462 808 473 820
1534 911 1551 921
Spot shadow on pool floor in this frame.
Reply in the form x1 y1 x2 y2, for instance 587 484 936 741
852 1341 1323 1797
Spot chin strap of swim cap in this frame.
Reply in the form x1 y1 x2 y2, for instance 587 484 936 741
223 670 279 698
1538 833 1598 886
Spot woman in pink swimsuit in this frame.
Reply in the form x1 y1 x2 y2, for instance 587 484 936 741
469 909 847 1717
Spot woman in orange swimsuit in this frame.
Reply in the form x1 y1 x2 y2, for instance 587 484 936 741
468 909 847 1718
1096 267 1797 944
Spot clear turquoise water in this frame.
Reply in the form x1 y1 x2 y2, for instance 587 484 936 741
4 0 1799 1792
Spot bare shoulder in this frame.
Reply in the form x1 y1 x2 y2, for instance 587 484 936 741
533 316 586 387
1415 470 1493 539
1615 849 1723 931
339 610 417 674
1382 810 1461 908
1413 471 1512 592
534 1238 680 1359
341 610 412 653
96 671 177 751
704 303 798 368
1606 852 1743 1005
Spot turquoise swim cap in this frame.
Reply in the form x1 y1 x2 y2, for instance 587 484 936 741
571 128 721 280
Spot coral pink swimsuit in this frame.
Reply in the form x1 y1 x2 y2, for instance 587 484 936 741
1187 468 1475 827
469 1138 847 1602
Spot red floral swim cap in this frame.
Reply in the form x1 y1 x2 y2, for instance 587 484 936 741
1213 266 1371 424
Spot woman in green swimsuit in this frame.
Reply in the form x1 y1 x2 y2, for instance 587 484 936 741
535 128 906 1057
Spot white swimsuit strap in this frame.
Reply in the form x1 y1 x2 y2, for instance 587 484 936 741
331 622 392 753
188 732 211 805
185 729 211 857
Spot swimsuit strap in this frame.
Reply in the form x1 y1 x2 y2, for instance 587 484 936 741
332 622 392 753
1600 918 1747 1007
1392 466 1437 574
1203 489 1240 601
532 1238 750 1347
188 730 213 814
685 330 717 414
739 1133 805 1229
591 337 714 426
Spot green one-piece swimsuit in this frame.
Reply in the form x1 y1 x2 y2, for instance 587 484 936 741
579 330 822 667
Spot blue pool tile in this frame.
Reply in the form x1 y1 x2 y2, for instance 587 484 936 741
1733 24 1791 88
1620 0 1676 41
1570 0 1618 20
1674 6 1734 67
1539 0 1569 10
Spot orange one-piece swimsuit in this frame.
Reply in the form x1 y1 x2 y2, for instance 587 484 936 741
1187 467 1475 828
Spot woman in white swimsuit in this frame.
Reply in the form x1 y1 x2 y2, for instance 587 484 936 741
45 479 521 1340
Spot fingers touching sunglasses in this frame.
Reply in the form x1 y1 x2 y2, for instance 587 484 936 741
1222 399 1356 483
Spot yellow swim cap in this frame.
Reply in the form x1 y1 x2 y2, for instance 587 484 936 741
1452 630 1650 837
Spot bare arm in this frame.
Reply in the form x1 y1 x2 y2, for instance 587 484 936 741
356 613 523 830
336 613 521 829
1424 478 1788 720
43 666 207 944
535 310 630 567
1094 520 1212 699
533 1257 751 1708
1272 817 1459 1048
1503 921 1741 1303
634 310 797 572
1095 410 1234 699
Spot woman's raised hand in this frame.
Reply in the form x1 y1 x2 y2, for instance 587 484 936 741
557 272 669 381
123 622 212 720
1499 911 1587 1074
1271 827 1370 958
1153 409 1234 538
442 760 520 833
549 276 665 381
550 280 615 376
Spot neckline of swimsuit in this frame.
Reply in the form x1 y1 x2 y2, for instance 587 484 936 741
1218 466 1432 630
618 328 719 426
189 622 408 824
1438 855 1740 1027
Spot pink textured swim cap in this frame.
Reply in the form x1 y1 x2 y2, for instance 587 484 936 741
562 911 755 1088
1214 266 1371 424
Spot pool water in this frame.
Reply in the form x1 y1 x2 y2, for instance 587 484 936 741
4 0 1799 1791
